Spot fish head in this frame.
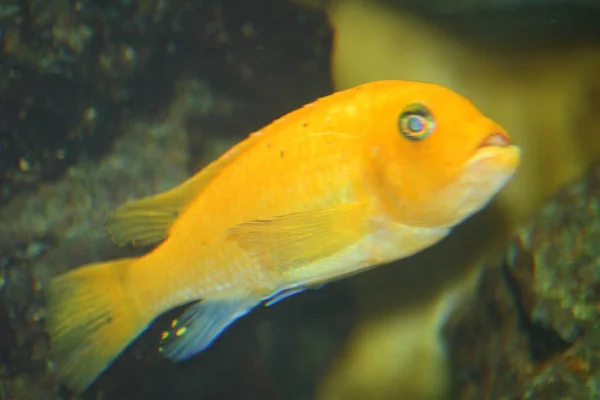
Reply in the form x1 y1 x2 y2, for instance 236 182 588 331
364 80 521 228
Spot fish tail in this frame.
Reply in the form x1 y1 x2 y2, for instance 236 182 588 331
45 257 150 393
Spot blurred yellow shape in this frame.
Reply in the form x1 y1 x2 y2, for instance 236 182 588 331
318 1 600 399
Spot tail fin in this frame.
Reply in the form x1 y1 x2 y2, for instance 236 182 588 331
45 258 150 393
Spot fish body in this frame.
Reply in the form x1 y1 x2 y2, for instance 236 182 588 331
45 80 521 392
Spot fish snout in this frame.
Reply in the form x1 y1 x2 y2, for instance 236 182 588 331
466 128 521 173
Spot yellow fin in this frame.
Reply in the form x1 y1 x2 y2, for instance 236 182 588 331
226 202 368 273
45 258 150 393
105 187 194 247
106 130 266 247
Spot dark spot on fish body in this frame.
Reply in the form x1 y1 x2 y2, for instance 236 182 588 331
280 150 285 158
266 143 271 149
302 122 308 128
115 268 129 285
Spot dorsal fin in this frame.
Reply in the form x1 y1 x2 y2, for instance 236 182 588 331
105 131 266 247
103 87 356 248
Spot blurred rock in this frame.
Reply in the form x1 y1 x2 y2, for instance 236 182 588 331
444 159 600 399
299 0 600 51
396 1 600 51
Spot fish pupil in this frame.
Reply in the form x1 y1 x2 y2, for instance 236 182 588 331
407 115 425 133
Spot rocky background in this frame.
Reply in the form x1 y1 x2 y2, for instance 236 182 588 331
1 0 600 399
0 0 332 204
443 162 600 400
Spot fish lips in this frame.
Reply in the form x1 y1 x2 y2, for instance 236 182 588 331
467 136 522 175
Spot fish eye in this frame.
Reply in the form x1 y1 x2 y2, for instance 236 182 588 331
398 103 435 141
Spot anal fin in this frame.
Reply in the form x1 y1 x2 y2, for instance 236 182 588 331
158 296 261 361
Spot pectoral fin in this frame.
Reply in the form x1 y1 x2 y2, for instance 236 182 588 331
226 202 368 273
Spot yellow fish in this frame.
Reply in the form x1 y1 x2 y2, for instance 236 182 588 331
45 80 521 392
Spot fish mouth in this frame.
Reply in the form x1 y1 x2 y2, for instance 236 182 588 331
478 131 512 148
467 131 521 171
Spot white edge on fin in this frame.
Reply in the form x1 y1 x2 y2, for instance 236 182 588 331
264 283 327 307
264 288 306 307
